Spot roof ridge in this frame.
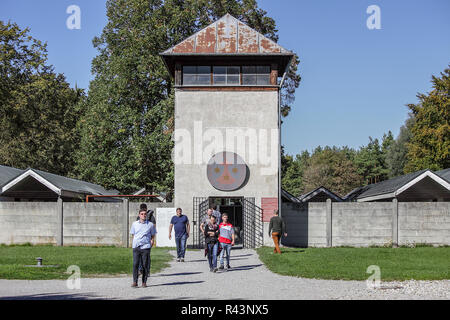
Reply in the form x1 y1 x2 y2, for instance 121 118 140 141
161 12 292 55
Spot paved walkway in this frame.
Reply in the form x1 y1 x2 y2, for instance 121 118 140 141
0 248 448 300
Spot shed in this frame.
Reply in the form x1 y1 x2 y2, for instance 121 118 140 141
0 167 119 202
345 169 450 202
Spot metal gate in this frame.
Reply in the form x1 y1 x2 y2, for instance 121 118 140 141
193 197 263 249
242 198 264 248
193 197 208 248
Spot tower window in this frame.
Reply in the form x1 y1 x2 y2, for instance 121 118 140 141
213 66 240 85
182 66 211 85
242 66 271 85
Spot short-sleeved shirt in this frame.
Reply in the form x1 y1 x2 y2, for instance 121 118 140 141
218 222 234 244
170 214 189 238
130 220 157 249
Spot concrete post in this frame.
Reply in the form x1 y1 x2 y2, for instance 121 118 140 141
326 198 332 247
56 197 63 246
122 199 129 248
392 198 398 248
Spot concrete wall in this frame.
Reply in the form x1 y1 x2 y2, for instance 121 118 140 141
281 201 450 247
332 202 393 247
281 202 327 247
0 201 173 246
398 202 450 245
1 201 448 247
174 90 279 246
0 202 58 245
63 202 123 246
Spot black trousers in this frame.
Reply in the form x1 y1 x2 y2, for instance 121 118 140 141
133 247 151 283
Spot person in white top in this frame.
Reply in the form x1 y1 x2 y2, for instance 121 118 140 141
130 209 156 288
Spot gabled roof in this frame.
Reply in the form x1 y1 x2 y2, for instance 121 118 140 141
162 13 293 56
0 165 24 187
281 188 301 203
298 186 343 203
354 169 450 202
160 13 294 77
1 168 119 199
435 168 450 183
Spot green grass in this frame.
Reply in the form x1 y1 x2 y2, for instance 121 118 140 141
257 246 450 281
0 244 172 280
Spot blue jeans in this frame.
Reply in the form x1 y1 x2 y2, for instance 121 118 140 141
175 234 187 258
207 242 219 269
219 242 232 267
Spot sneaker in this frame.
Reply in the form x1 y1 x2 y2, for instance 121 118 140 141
181 258 185 262
176 258 181 262
210 268 214 272
219 265 224 270
142 283 147 288
131 282 138 288
213 268 218 273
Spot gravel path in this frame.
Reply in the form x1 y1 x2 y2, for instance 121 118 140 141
0 248 448 300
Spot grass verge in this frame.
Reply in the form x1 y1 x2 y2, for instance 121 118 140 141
256 246 450 281
0 244 172 280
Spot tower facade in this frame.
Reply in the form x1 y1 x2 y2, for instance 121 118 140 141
161 14 293 247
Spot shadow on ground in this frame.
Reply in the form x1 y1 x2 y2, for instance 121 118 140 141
0 292 104 300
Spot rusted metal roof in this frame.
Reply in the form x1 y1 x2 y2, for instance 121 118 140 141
162 13 292 56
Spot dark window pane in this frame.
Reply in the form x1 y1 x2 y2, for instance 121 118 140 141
183 66 196 74
213 75 226 85
197 74 211 84
257 74 270 85
242 66 256 74
198 66 211 74
183 75 196 85
227 75 240 84
213 66 226 75
242 74 256 85
257 66 270 74
227 66 240 75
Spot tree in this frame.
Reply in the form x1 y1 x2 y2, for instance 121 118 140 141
0 21 84 176
302 146 363 196
386 115 414 177
404 66 450 172
282 150 309 197
76 0 301 194
354 136 391 185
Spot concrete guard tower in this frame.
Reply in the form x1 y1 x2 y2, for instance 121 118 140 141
161 14 294 248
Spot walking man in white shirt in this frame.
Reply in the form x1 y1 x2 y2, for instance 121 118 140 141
130 209 157 288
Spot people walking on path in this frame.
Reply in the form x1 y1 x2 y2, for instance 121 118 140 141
268 209 287 254
169 208 190 262
135 203 156 275
130 209 157 288
218 213 235 271
204 215 220 272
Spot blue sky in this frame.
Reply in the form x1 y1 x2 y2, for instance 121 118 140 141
1 0 449 156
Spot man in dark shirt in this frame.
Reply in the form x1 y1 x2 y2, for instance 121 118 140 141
169 208 190 262
268 209 287 254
